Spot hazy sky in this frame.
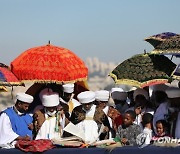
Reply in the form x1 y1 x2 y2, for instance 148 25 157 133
0 0 180 65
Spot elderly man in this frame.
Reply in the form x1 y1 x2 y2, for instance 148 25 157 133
0 93 34 147
111 87 129 114
95 90 122 137
59 83 80 119
33 91 68 140
70 91 111 143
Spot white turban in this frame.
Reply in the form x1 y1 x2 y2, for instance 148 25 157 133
111 87 127 101
166 87 180 98
41 92 59 107
62 83 74 93
95 90 110 102
77 91 95 104
16 93 34 104
39 88 53 101
133 88 149 101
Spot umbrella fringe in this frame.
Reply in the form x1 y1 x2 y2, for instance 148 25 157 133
20 78 88 85
109 72 168 88
0 81 24 87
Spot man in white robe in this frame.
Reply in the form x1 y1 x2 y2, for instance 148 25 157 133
59 83 80 119
70 91 111 143
0 93 34 148
33 92 67 140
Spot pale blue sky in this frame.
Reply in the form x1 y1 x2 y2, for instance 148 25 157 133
0 0 180 65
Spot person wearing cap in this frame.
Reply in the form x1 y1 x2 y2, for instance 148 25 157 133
33 91 68 140
59 83 80 119
70 91 111 143
0 93 34 147
95 90 122 138
111 87 129 114
165 87 180 138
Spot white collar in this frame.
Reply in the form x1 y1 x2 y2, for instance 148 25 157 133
59 97 68 105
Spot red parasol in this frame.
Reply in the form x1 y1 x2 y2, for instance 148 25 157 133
11 43 88 84
0 63 23 86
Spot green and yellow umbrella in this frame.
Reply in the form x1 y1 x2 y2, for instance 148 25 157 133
109 54 176 88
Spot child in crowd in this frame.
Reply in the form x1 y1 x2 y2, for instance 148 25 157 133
155 120 169 137
140 113 153 145
116 110 141 146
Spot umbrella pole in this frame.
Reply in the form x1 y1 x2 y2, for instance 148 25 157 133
11 86 14 99
171 55 174 60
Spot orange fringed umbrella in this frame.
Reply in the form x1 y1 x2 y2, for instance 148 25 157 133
11 43 88 84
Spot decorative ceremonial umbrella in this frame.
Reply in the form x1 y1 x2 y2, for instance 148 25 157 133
109 54 176 88
11 43 88 84
150 35 180 56
0 63 23 86
144 32 179 48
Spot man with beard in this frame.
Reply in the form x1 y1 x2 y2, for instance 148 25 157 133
0 93 34 148
70 91 111 143
33 91 68 140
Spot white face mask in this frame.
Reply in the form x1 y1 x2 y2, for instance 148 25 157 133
45 108 57 116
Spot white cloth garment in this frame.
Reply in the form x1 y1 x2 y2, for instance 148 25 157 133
0 113 19 145
103 106 113 138
76 105 99 143
35 113 66 140
175 112 180 138
143 127 152 145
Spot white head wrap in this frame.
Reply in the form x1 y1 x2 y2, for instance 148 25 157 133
16 93 33 104
62 83 74 93
95 90 110 102
39 88 53 101
41 92 59 107
111 87 127 101
77 91 95 104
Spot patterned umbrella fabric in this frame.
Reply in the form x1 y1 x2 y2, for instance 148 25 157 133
11 43 88 84
0 63 23 86
144 32 179 48
151 35 180 56
109 54 176 88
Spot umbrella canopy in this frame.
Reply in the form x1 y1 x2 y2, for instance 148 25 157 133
144 32 179 48
0 63 23 86
109 54 176 88
151 35 180 56
11 43 88 84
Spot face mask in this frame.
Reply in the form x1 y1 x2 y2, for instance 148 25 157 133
45 109 57 116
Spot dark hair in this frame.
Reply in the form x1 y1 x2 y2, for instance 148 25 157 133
142 113 153 127
125 110 136 120
156 120 168 129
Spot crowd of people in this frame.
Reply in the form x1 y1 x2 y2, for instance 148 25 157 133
0 82 180 148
